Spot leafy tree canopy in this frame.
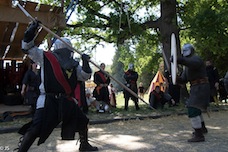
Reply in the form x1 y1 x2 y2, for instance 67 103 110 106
179 0 228 75
39 0 227 82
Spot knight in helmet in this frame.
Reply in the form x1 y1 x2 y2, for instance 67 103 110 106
176 43 210 142
17 21 98 151
123 63 140 110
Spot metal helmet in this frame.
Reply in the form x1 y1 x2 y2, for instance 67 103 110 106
128 63 134 70
54 37 72 50
182 43 195 57
53 37 77 70
53 37 74 58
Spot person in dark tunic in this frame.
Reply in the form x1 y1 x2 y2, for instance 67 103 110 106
21 60 40 114
176 43 210 142
16 21 98 151
123 63 140 111
149 85 175 109
205 60 220 105
224 71 228 94
93 63 111 112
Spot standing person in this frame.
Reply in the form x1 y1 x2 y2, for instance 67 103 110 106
21 60 40 115
224 71 228 94
205 60 220 105
17 21 98 151
138 82 145 99
93 63 111 112
123 63 140 111
175 43 210 142
109 83 117 108
222 71 228 103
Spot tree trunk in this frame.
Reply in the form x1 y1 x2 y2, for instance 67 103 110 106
159 0 181 72
159 0 189 102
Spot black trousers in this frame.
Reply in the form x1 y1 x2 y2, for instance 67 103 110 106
18 108 44 152
124 92 139 110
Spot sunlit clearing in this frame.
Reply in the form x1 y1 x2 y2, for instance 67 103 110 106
89 127 104 132
207 126 221 130
55 140 78 152
160 133 170 137
97 134 151 150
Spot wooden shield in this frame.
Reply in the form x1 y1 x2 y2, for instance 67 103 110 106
171 33 177 85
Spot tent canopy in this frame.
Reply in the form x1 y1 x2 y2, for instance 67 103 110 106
0 0 65 60
148 71 166 93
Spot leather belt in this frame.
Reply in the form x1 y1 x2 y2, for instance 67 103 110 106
190 77 208 86
41 93 66 98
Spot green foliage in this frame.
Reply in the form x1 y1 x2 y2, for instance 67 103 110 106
134 32 162 89
114 30 162 89
179 0 228 75
33 0 228 78
111 50 125 91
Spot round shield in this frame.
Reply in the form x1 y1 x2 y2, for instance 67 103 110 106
171 33 177 85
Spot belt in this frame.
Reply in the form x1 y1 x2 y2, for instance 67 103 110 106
190 77 208 86
41 92 66 98
41 93 78 104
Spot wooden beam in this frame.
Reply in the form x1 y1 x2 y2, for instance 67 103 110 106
0 1 66 60
0 0 10 6
0 5 65 29
0 22 9 42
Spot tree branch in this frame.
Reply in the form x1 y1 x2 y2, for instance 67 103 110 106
142 18 161 30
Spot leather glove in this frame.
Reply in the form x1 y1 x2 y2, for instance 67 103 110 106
170 56 173 63
23 20 41 43
82 54 92 73
82 53 90 62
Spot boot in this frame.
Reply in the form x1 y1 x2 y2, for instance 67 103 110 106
135 104 140 111
188 128 205 142
13 136 24 151
79 128 98 151
192 122 208 135
134 99 140 110
124 99 129 111
17 131 38 152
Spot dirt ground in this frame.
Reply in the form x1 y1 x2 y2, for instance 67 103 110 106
0 110 228 152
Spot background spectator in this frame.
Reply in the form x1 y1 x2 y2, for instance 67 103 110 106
109 83 117 108
93 63 111 110
21 60 40 114
206 60 220 105
138 82 145 99
149 85 175 109
123 63 140 111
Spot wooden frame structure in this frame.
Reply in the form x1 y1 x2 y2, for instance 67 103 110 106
0 0 66 60
0 0 66 105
